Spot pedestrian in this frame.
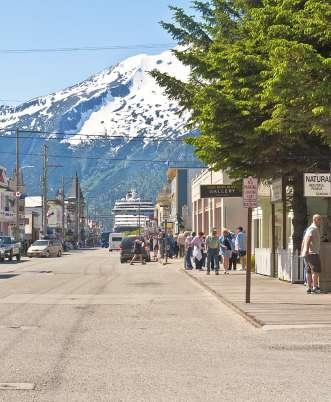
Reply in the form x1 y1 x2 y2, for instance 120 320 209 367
130 237 146 265
192 232 204 270
301 214 322 294
229 232 238 271
174 237 179 258
184 231 195 269
177 232 186 258
220 228 232 274
159 232 166 263
205 228 220 275
166 232 174 259
235 226 246 270
201 236 207 268
152 235 159 261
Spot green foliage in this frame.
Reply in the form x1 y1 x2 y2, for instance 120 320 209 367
151 0 331 181
152 0 331 250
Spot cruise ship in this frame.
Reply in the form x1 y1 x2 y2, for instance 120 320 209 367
112 191 154 232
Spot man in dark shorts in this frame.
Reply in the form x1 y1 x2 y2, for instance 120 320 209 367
301 214 322 294
130 238 146 265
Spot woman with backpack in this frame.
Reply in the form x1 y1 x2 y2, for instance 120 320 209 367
220 228 232 274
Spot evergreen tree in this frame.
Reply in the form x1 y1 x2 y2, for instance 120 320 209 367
151 0 331 251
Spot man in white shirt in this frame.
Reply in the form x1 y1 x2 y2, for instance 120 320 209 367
301 214 322 294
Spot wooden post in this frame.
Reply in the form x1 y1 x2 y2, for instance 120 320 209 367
282 176 287 250
246 207 253 303
271 202 276 277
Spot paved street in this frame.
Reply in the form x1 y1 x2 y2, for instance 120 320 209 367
0 249 330 402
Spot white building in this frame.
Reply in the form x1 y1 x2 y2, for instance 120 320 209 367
0 166 17 236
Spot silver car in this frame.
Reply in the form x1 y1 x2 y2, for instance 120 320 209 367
27 239 63 258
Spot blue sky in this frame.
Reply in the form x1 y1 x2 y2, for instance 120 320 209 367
0 0 191 104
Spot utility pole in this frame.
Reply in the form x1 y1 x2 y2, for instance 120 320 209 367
138 202 141 236
75 174 80 245
61 176 65 242
15 129 20 240
164 217 168 264
42 144 48 238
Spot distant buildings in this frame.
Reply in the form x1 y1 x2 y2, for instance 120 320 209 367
155 167 247 236
0 165 25 238
1 162 101 244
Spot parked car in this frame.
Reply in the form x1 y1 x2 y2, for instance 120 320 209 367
119 236 151 263
27 239 63 258
0 236 21 262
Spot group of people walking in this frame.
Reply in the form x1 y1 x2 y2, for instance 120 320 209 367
129 213 323 296
184 227 246 275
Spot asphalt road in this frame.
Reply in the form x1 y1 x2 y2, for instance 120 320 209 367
0 249 330 402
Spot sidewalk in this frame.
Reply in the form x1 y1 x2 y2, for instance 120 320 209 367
173 261 331 329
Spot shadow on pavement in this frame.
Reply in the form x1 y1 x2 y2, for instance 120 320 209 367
0 274 19 280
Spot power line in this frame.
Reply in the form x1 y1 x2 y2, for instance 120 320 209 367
0 129 192 143
0 149 202 165
0 43 176 54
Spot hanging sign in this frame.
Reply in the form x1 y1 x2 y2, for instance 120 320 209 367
243 177 258 208
304 173 331 197
271 178 282 202
200 184 242 198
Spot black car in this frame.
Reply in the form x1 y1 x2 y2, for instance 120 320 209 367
119 236 151 263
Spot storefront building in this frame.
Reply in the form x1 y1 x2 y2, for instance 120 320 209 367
191 169 247 235
0 166 16 236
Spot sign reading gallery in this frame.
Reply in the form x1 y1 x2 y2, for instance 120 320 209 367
304 173 331 197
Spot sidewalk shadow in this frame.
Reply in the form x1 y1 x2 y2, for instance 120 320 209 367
0 274 19 280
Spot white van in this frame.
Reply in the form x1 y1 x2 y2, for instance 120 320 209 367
109 233 123 251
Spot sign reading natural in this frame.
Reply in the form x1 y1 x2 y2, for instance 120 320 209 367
304 173 331 197
200 184 242 198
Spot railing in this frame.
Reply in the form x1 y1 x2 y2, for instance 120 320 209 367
277 249 305 284
255 248 305 284
255 248 273 276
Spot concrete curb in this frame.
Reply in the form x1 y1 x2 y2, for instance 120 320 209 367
181 268 264 329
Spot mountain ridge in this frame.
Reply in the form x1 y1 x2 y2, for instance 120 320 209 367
0 49 201 226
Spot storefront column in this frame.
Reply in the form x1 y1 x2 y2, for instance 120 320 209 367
201 199 205 233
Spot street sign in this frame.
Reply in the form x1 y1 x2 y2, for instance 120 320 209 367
243 177 258 208
271 178 282 202
242 176 258 304
15 192 21 198
304 173 331 197
200 184 242 198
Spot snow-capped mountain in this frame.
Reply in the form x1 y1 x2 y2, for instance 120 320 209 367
0 50 191 143
0 49 200 221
